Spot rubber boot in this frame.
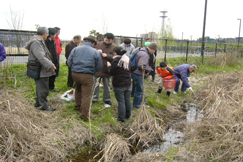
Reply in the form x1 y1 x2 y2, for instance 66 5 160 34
166 91 171 97
155 88 162 93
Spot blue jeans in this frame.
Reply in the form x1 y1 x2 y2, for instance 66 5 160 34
174 75 187 92
113 86 132 122
131 73 145 108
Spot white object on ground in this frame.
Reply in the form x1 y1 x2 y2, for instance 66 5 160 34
60 89 75 102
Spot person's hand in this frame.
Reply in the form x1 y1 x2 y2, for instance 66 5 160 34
102 53 107 57
188 87 193 92
107 62 111 67
187 77 190 81
50 66 56 70
97 49 102 53
156 66 160 69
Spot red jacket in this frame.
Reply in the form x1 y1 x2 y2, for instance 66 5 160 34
156 66 175 79
54 36 62 56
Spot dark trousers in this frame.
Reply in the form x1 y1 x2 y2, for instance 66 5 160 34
174 75 187 92
72 72 94 120
67 67 74 87
49 75 56 90
113 86 132 122
56 56 60 77
35 77 49 109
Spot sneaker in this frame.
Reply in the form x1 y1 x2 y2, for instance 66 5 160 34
182 91 186 94
40 106 56 111
173 91 177 94
104 101 112 105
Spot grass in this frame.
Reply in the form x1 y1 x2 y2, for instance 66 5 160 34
1 52 243 161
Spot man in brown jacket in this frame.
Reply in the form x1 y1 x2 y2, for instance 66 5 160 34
65 35 81 87
26 27 56 111
91 33 116 105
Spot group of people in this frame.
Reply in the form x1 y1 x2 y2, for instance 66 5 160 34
25 26 197 122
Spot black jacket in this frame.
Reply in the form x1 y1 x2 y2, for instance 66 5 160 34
109 56 131 87
45 38 58 66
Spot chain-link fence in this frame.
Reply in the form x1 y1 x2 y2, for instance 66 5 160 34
1 29 242 81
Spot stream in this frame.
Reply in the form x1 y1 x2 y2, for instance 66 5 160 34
144 103 204 152
71 103 204 161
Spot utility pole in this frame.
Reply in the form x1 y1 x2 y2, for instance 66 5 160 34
237 18 241 51
160 11 168 39
201 0 208 64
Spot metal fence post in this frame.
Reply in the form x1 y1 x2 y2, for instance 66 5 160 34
215 43 217 58
164 39 168 62
140 38 143 47
186 40 189 63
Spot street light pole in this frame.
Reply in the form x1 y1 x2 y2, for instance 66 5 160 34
201 0 208 64
237 18 241 51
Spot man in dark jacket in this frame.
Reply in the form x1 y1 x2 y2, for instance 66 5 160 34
173 64 197 94
67 35 102 121
132 42 157 108
26 27 56 111
65 35 81 87
45 28 59 92
91 33 116 106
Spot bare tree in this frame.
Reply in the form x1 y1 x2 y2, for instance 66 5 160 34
6 6 25 54
7 6 24 30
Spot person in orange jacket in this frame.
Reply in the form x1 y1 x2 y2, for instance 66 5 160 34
156 62 175 97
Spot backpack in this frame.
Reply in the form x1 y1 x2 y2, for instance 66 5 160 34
129 47 141 71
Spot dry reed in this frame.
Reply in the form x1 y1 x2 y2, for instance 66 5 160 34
174 71 243 161
95 133 131 162
0 89 93 161
127 104 166 148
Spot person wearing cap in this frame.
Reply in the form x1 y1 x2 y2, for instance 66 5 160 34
144 40 157 82
92 33 116 106
173 64 197 94
119 38 135 57
67 35 103 121
132 42 157 108
65 35 82 87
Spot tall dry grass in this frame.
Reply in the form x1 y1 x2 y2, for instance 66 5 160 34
127 104 166 148
174 71 243 161
0 89 93 161
95 133 131 162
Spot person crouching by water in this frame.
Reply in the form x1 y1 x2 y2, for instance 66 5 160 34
107 47 132 122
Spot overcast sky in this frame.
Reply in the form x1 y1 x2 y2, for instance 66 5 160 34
0 0 242 40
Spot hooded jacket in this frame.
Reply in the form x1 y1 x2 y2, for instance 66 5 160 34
132 47 152 78
26 35 55 78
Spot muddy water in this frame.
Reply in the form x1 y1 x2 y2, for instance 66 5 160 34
144 103 204 152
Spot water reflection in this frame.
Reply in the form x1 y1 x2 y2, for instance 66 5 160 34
144 103 204 153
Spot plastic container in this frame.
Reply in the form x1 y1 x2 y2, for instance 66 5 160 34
162 78 177 89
